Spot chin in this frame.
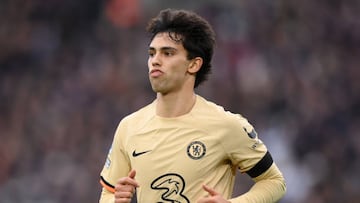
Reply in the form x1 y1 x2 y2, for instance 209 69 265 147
151 85 163 93
151 86 170 95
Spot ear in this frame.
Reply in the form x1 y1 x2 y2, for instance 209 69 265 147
187 57 203 74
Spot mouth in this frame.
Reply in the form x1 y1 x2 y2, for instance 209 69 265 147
149 69 163 77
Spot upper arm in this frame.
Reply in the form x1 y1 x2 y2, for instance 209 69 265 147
99 121 131 192
222 115 269 174
246 151 274 178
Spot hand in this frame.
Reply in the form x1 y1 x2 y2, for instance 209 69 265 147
114 170 139 203
197 185 231 203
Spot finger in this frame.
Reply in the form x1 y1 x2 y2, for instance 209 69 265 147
115 199 131 203
117 170 139 187
128 169 136 179
115 184 136 193
117 177 139 188
127 169 139 187
114 184 136 203
114 190 134 199
202 184 219 196
114 196 132 203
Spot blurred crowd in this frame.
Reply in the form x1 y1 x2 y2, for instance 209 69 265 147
1 0 359 202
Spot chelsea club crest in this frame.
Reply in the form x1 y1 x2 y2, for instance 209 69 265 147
187 141 206 160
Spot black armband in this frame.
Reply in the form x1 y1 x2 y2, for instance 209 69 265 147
246 151 273 178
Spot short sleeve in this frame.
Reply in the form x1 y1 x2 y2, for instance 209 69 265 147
100 120 131 191
223 114 271 176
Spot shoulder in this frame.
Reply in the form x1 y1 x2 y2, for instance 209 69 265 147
118 101 156 131
193 95 257 140
194 95 250 127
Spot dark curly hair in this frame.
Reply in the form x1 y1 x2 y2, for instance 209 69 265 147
146 9 216 88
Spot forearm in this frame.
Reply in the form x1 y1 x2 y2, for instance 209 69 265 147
230 164 286 203
99 187 115 203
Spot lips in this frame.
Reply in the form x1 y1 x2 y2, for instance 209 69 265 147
150 69 163 77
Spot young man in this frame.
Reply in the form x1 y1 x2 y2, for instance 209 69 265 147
99 9 286 203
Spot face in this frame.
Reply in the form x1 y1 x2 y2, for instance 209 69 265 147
148 32 193 94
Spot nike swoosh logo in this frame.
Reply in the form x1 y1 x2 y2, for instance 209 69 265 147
132 150 151 157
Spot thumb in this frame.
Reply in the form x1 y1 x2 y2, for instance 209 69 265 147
202 184 219 196
128 169 136 179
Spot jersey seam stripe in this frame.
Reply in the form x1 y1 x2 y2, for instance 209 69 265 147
100 176 115 193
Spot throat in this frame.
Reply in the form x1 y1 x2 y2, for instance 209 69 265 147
156 93 196 118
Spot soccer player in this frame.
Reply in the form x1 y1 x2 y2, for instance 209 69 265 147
99 9 286 203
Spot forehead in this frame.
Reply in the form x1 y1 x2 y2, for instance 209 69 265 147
149 32 185 49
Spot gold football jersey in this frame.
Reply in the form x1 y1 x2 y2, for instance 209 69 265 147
100 95 270 202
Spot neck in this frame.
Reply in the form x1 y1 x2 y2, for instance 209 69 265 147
156 91 196 118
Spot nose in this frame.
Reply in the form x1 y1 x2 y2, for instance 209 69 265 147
150 53 161 67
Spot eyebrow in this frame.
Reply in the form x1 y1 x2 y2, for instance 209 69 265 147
148 46 178 52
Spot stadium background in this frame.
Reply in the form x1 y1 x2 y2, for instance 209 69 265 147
1 0 359 202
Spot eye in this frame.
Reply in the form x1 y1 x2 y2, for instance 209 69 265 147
164 51 174 56
148 50 155 57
